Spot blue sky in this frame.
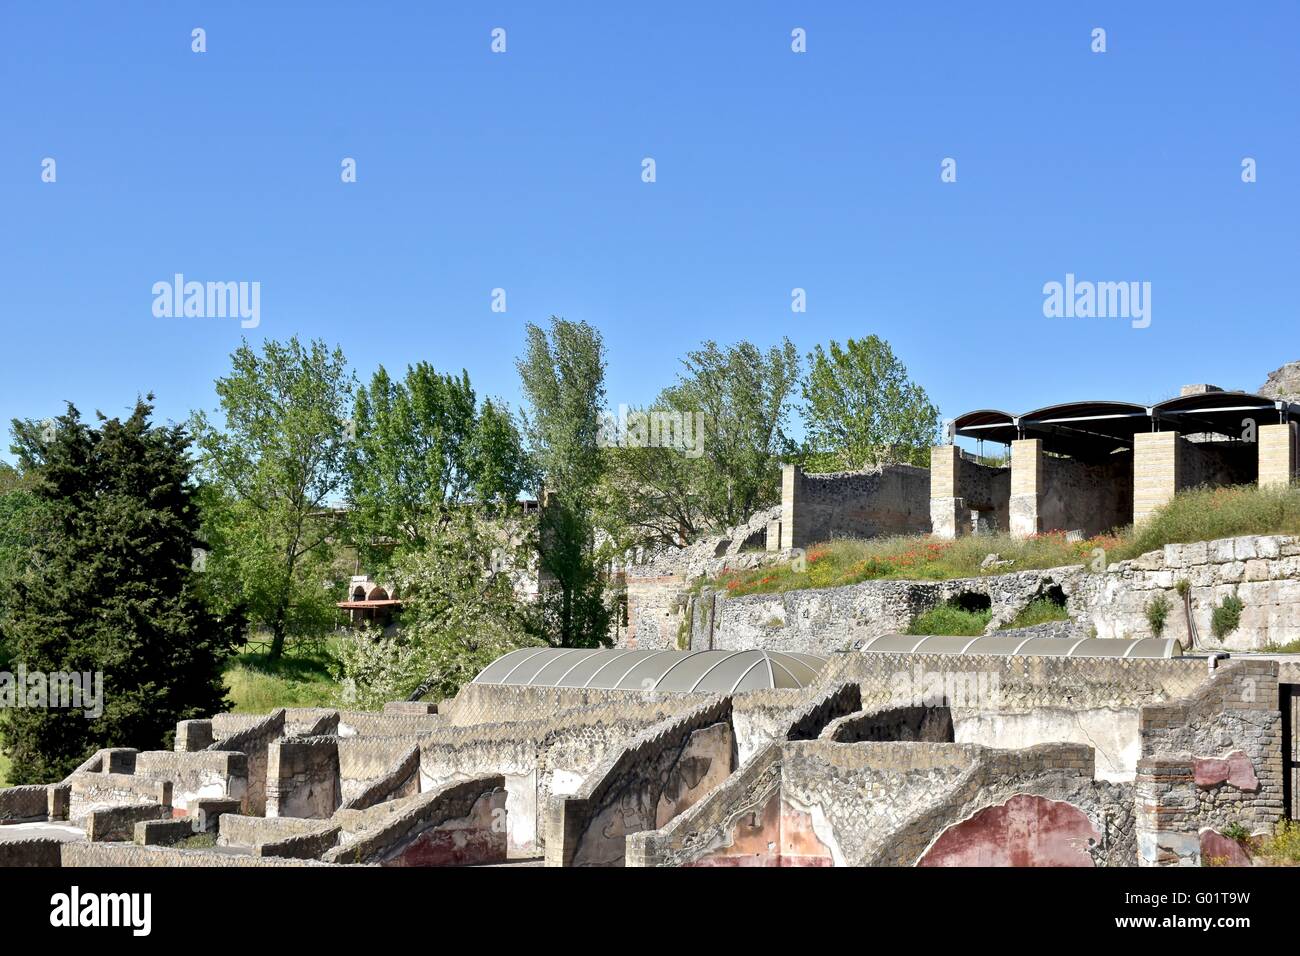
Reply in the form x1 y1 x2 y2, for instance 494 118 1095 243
1 2 1296 459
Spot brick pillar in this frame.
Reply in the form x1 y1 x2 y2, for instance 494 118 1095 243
780 463 802 550
1009 439 1043 538
1134 755 1200 866
1133 431 1179 524
1258 422 1298 488
929 445 968 539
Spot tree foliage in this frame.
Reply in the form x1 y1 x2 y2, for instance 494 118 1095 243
346 363 532 570
659 338 800 528
0 399 243 783
516 317 611 647
191 337 354 659
334 511 540 707
800 336 939 470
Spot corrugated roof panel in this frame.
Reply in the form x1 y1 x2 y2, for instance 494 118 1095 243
472 647 550 684
529 649 601 686
857 634 1183 659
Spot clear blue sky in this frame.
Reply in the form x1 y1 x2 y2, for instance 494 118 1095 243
2 2 1296 460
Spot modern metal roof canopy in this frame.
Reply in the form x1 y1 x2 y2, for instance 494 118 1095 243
953 391 1296 458
859 633 1183 658
472 648 827 693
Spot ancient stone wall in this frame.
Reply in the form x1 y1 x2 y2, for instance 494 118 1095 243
781 463 931 549
266 737 340 819
207 709 285 816
544 698 735 866
68 772 171 827
133 751 248 816
1039 452 1133 536
420 694 689 855
338 739 421 809
323 777 507 866
700 568 1084 654
1134 659 1284 865
630 739 1133 867
1079 534 1300 650
0 785 52 824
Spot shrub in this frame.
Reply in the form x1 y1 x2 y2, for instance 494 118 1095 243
1211 594 1244 640
1146 593 1171 637
1005 598 1070 629
1256 821 1300 865
1220 821 1251 844
907 601 992 636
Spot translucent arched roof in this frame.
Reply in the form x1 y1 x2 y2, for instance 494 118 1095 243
472 648 828 693
859 634 1182 659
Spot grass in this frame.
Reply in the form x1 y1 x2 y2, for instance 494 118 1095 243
1005 598 1071 629
0 748 9 788
710 531 1117 598
1261 638 1300 654
706 483 1300 598
223 638 342 713
906 603 991 636
1114 484 1300 561
904 597 1070 636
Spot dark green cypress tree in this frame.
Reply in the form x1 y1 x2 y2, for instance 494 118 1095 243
0 397 244 784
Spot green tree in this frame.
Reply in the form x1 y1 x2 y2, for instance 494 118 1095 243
595 403 709 552
516 317 611 647
662 338 800 528
0 399 243 783
191 337 354 660
334 511 540 706
0 460 49 654
800 336 939 470
346 364 531 569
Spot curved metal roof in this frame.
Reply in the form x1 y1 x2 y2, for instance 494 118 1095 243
859 634 1182 659
952 391 1295 457
471 648 827 693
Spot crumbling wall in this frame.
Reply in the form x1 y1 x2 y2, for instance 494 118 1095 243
729 683 861 763
822 651 1210 782
544 698 736 867
133 751 248 816
338 739 421 809
420 695 688 855
706 567 1086 654
631 740 1134 867
266 737 340 819
68 772 171 827
820 704 954 743
323 777 507 867
1134 659 1284 865
781 463 931 549
207 709 285 815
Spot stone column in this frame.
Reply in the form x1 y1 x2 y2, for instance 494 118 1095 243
780 463 803 550
1133 431 1179 524
929 445 968 539
1258 422 1298 488
1009 439 1043 538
